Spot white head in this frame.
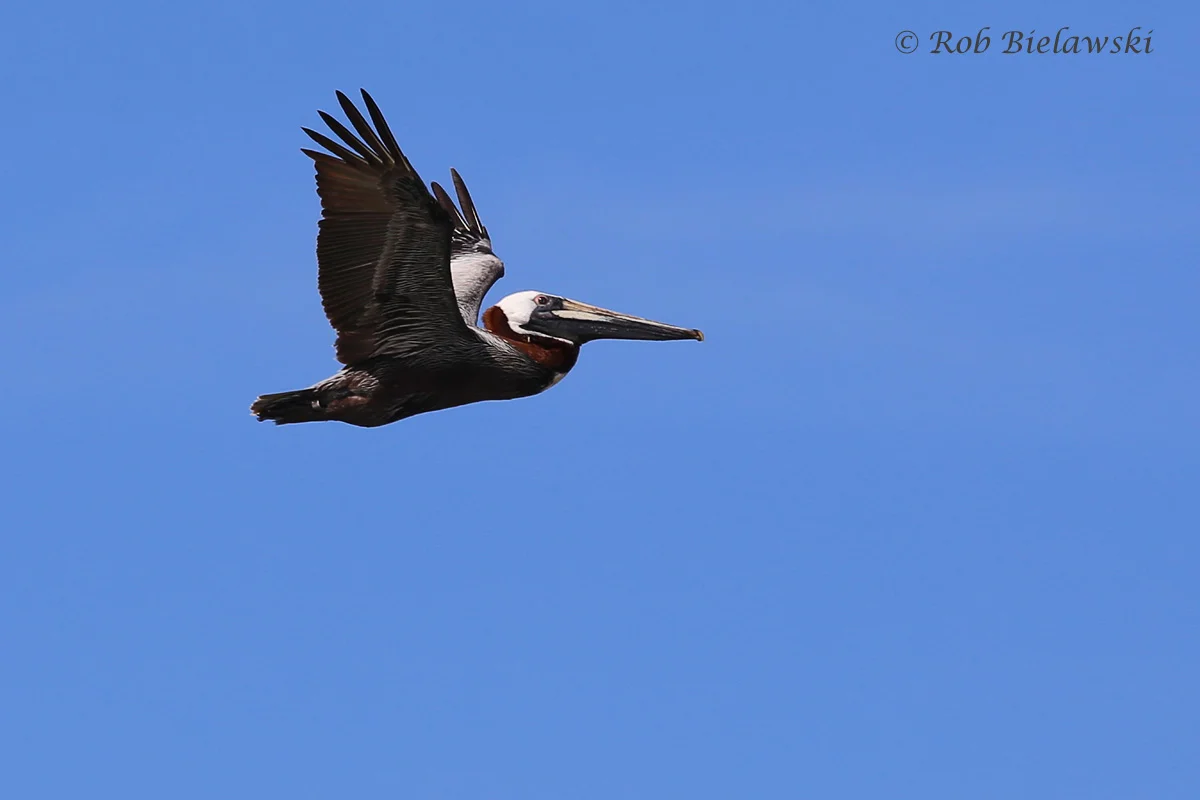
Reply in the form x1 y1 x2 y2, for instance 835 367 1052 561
494 291 554 338
488 291 705 345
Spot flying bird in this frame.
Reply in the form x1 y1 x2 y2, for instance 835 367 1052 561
251 89 703 427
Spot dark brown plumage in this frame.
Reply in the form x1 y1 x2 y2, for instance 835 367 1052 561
251 89 702 428
251 90 559 427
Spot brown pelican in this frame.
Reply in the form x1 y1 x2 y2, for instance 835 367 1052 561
251 90 703 428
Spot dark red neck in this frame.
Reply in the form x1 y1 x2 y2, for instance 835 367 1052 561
482 306 579 372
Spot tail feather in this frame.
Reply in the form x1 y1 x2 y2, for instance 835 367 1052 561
251 388 324 425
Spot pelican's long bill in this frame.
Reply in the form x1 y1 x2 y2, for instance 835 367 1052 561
529 298 704 343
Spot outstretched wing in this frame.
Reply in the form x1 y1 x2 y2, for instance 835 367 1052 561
431 170 505 326
302 90 476 365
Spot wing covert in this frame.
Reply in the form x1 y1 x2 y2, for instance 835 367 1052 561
431 169 505 326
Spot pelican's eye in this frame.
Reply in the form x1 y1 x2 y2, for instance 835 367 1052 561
534 294 551 306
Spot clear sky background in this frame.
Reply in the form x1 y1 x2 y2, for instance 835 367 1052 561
1 1 1197 797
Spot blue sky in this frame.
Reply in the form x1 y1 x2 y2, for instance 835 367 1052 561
1 0 1197 797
